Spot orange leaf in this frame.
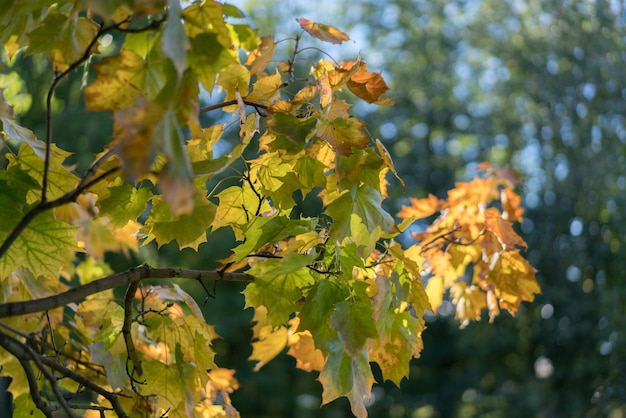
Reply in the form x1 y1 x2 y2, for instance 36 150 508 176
297 18 350 44
347 62 393 104
484 208 527 249
397 194 440 219
245 35 276 75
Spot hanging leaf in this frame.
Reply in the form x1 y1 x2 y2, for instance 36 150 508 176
297 18 350 44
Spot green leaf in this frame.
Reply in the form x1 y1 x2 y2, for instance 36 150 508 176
0 210 79 279
211 185 270 240
187 33 235 93
26 12 98 71
298 279 347 352
319 337 375 418
143 193 216 250
162 0 189 78
8 143 79 201
267 112 318 144
98 184 152 229
140 361 187 416
243 252 317 325
330 300 377 357
326 182 394 256
232 215 317 261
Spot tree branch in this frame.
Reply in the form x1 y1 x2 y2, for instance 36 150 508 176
0 265 254 319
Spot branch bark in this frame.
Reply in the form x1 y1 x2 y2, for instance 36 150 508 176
0 264 254 319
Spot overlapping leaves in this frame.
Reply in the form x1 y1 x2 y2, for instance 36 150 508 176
0 6 538 418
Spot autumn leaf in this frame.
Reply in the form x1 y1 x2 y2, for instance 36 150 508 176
397 194 440 220
246 35 276 75
162 0 189 78
0 211 79 279
318 115 369 156
346 62 393 105
243 252 318 325
26 12 98 72
297 18 350 44
84 49 168 112
142 193 216 250
319 338 375 418
113 96 165 182
330 300 378 357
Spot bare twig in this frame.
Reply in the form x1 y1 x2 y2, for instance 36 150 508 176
199 99 268 115
123 281 142 376
0 320 106 376
0 264 254 318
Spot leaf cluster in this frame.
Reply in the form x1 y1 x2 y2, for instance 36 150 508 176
0 2 539 417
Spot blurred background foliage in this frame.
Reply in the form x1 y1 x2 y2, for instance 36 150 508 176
1 0 625 416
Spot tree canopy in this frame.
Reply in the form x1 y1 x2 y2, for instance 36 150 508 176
0 1 539 417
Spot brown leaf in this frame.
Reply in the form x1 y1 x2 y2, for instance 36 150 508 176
297 18 350 44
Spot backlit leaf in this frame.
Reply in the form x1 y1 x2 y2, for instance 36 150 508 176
26 12 98 72
346 62 393 105
84 48 167 111
246 35 276 75
319 338 375 418
330 300 377 357
317 115 368 156
143 193 216 250
0 211 78 280
243 252 317 325
162 0 189 78
297 18 350 44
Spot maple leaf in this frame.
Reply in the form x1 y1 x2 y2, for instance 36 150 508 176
211 185 271 241
330 300 378 357
245 70 282 103
246 35 276 75
84 48 168 112
318 114 369 156
232 215 317 261
243 252 317 325
326 182 394 256
287 318 325 372
484 207 527 249
26 12 98 72
142 193 216 250
298 279 348 351
297 18 350 44
346 62 393 105
0 211 79 279
113 96 165 182
319 338 375 418
8 143 79 201
397 194 441 220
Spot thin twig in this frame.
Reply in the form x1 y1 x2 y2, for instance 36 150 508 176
0 320 106 376
123 281 142 376
0 264 254 318
199 99 268 114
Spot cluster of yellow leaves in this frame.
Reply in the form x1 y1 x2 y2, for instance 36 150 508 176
398 163 540 327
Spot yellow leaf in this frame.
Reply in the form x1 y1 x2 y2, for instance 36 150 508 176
84 49 165 112
246 35 276 75
245 70 282 103
287 329 325 372
397 194 440 220
113 96 165 182
297 18 350 44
